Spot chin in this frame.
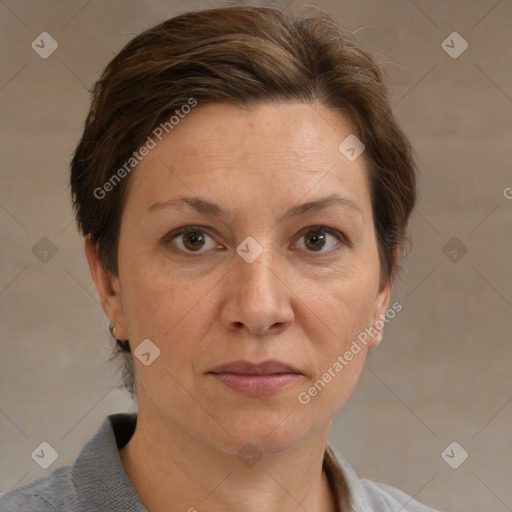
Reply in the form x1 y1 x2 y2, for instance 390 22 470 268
211 406 321 456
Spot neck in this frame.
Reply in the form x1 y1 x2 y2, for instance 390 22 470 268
119 402 339 512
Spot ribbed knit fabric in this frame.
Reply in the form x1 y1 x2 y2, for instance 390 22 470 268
0 413 439 511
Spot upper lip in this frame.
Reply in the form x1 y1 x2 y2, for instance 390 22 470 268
209 360 302 375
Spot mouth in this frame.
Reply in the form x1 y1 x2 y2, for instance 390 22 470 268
208 360 303 396
210 360 302 375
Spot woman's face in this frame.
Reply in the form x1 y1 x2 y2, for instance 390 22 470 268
103 101 392 454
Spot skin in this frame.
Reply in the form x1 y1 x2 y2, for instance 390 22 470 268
85 101 394 512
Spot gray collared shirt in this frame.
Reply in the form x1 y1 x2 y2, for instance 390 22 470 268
0 413 440 511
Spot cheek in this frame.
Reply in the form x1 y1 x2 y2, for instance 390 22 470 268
294 266 378 403
118 250 220 357
274 278 376 438
301 266 379 349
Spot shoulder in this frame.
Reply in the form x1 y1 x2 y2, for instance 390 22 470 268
0 413 139 512
360 478 440 512
0 464 74 511
0 477 54 511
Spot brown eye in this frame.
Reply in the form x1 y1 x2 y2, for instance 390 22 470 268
182 230 205 251
166 227 218 253
305 230 327 251
296 226 344 254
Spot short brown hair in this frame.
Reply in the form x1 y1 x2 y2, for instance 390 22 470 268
70 5 417 398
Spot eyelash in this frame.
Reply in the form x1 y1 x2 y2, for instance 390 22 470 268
163 225 349 257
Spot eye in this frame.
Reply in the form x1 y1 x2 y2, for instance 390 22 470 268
164 224 347 256
294 226 346 254
164 226 219 253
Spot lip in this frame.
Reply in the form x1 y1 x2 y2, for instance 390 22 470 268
208 360 303 396
209 360 302 375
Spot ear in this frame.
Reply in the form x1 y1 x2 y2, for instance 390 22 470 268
367 245 398 349
84 235 130 340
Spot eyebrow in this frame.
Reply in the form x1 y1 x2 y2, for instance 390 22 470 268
148 193 362 220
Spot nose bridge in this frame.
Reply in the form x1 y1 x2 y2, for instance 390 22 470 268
236 238 279 302
225 235 293 334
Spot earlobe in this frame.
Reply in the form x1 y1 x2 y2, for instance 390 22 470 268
84 236 130 340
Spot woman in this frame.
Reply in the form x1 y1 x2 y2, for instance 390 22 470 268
0 5 439 511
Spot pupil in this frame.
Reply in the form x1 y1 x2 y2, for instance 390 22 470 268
308 232 325 250
185 231 204 250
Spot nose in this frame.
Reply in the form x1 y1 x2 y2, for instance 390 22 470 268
220 242 294 336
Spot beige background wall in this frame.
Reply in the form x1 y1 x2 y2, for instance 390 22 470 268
1 1 511 510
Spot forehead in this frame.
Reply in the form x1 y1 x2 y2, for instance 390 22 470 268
125 101 371 215
161 101 359 161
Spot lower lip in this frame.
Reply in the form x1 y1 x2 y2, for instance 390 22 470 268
210 372 301 395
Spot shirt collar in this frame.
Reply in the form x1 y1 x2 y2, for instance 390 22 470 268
323 442 372 511
71 412 146 511
72 412 369 511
